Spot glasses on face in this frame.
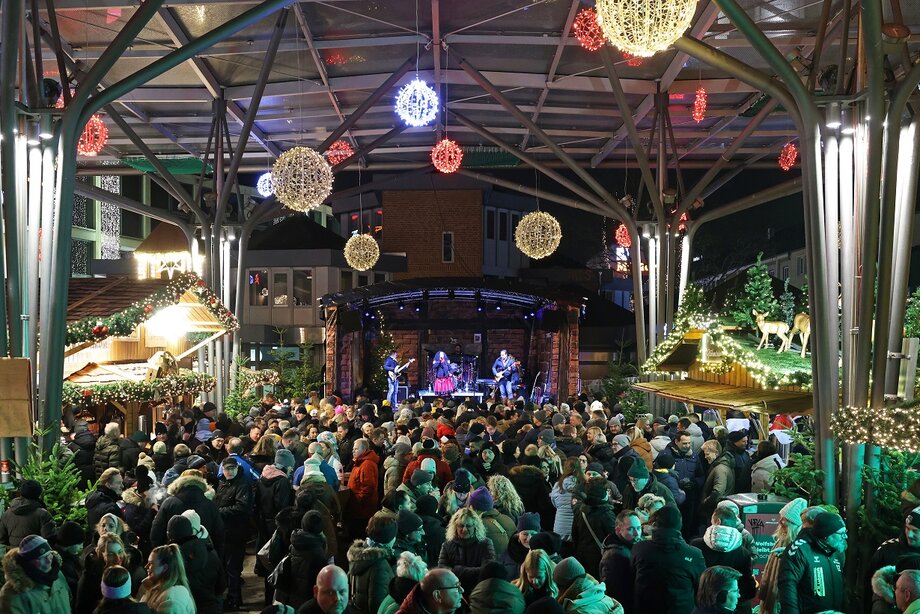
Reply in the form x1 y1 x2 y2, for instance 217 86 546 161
439 585 464 593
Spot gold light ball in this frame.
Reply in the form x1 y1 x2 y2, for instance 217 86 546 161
344 234 380 271
515 211 562 259
272 146 334 212
595 0 698 57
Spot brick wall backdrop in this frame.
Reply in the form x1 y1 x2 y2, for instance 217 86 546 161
381 190 483 279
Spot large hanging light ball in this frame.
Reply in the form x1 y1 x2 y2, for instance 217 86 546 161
344 233 380 271
573 8 605 52
256 172 274 197
614 223 632 248
431 138 463 174
692 86 707 123
77 114 108 156
325 140 354 166
779 142 799 171
515 211 562 259
271 146 334 212
595 0 698 57
395 77 439 127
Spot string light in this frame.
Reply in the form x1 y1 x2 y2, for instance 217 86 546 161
395 78 439 127
515 211 562 259
779 142 799 171
100 175 122 259
615 223 632 248
622 52 643 67
344 234 380 271
77 114 108 156
595 0 697 57
831 405 920 452
692 86 707 123
272 146 334 212
256 172 274 197
63 371 217 406
573 8 605 52
431 138 463 173
325 140 354 166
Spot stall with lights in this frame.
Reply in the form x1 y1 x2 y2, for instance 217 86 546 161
62 273 239 431
636 313 813 437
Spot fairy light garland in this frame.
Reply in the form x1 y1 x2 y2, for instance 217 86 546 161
65 272 238 347
63 370 216 406
831 404 920 452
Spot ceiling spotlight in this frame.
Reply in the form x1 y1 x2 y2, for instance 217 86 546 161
398 301 405 310
414 303 421 313
495 302 502 311
826 119 841 129
841 127 856 135
477 303 484 313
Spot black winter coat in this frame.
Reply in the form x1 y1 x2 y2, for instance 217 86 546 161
571 498 618 578
58 549 82 607
215 470 253 533
94 598 155 613
174 534 226 613
629 527 706 614
777 530 845 614
508 465 556 531
274 530 328 609
85 486 123 531
438 537 495 590
419 512 446 567
68 431 97 488
600 532 634 613
255 469 294 540
346 539 396 614
118 438 142 471
866 533 920 611
150 474 224 555
0 497 53 548
728 445 753 493
93 434 122 478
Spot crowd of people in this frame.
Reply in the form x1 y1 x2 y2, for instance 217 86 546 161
2 391 920 613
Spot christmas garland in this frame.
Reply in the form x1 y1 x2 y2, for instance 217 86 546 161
63 369 216 405
831 403 920 452
66 273 238 347
239 368 281 391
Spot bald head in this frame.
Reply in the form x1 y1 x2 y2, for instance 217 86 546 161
897 570 920 612
314 564 348 614
419 568 462 614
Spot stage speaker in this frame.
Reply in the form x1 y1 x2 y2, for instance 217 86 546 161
541 310 564 332
397 385 410 402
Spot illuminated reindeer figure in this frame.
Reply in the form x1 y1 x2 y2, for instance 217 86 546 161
788 313 811 358
753 310 790 353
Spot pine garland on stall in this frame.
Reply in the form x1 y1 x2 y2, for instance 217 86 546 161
63 370 216 405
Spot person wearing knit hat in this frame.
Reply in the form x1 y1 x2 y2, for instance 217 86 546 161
612 434 631 451
622 450 676 512
168 511 225 613
411 469 434 488
472 485 516 559
181 509 210 540
529 531 562 558
517 512 541 534
167 514 195 542
2 533 70 612
553 556 586 594
780 497 808 528
393 509 427 564
538 428 556 447
468 486 494 512
274 448 296 473
439 468 473 517
0 480 53 552
775 511 847 613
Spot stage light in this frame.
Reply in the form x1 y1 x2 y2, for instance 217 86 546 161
398 301 405 310
496 302 502 311
415 303 421 313
477 303 483 312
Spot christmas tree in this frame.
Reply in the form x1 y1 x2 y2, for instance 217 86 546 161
731 252 780 329
370 312 397 396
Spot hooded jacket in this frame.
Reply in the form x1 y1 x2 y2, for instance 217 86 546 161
563 578 623 614
867 532 920 612
751 453 784 493
600 532 635 612
551 476 582 540
173 534 225 614
273 529 327 609
701 451 735 520
93 433 122 478
621 474 676 511
256 464 294 530
346 538 396 614
572 498 618 579
0 549 71 614
587 442 619 479
402 451 453 488
151 473 225 554
691 525 757 607
629 437 653 471
682 423 705 454
383 454 409 496
629 527 706 614
118 437 143 471
85 485 124 530
871 565 899 614
649 435 672 461
348 449 381 523
162 456 191 487
508 464 556 531
469 577 526 613
68 430 97 487
479 508 516 559
777 529 845 614
654 469 687 506
0 497 53 548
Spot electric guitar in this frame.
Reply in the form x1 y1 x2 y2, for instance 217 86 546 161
387 358 415 382
494 360 521 382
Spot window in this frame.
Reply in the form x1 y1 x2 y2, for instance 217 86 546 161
499 212 508 241
442 232 454 263
486 210 496 240
292 269 313 307
273 272 289 306
358 274 369 287
782 265 789 279
511 213 520 236
340 270 353 291
374 273 386 284
248 269 269 306
121 210 144 238
797 258 804 276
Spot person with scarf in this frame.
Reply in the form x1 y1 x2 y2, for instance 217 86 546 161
0 534 72 613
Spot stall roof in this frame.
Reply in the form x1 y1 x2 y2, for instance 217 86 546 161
633 379 812 415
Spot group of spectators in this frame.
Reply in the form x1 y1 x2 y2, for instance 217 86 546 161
1 392 920 614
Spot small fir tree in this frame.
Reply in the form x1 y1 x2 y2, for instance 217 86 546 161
370 313 397 396
15 426 93 524
905 286 920 338
780 278 796 326
730 252 780 329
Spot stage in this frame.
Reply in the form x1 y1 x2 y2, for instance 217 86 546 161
415 390 485 403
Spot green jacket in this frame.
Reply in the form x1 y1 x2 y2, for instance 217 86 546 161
701 451 735 520
777 530 845 614
0 550 72 614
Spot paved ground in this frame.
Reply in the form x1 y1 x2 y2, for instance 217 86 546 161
238 551 270 612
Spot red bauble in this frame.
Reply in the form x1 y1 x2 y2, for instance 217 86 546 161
692 86 707 123
614 224 632 248
209 297 218 305
778 142 799 171
431 138 463 174
197 279 206 287
92 325 102 335
325 140 354 166
100 326 109 335
144 304 153 314
573 9 605 52
82 388 93 397
77 114 108 156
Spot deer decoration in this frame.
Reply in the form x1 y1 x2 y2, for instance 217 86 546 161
788 313 811 358
753 310 790 353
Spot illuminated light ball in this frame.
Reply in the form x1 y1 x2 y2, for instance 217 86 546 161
344 233 380 271
595 0 697 57
54 88 75 109
614 223 631 248
573 8 605 52
622 52 644 67
515 211 562 259
271 146 334 212
256 172 274 197
325 140 354 166
431 138 463 174
395 78 439 127
77 114 108 156
692 86 707 123
778 142 799 171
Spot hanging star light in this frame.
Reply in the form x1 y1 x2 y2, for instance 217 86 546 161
77 114 108 156
326 140 354 166
272 146 334 212
595 0 697 57
395 78 439 127
344 233 380 271
515 211 562 259
431 138 463 173
692 86 707 123
779 142 799 171
256 172 274 197
573 8 605 52
615 223 632 248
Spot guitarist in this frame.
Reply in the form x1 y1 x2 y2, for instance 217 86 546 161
384 351 401 407
492 349 517 401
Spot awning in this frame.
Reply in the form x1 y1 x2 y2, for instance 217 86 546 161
633 378 812 415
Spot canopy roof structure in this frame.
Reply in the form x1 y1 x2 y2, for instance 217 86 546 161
40 0 912 173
